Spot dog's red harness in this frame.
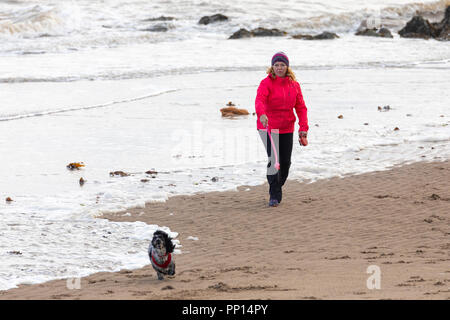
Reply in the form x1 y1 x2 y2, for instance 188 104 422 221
151 252 172 269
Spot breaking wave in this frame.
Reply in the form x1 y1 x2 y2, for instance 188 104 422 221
291 0 450 33
0 3 82 36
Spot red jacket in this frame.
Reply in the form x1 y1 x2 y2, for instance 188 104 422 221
255 75 309 133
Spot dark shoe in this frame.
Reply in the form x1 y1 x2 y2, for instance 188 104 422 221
268 199 279 207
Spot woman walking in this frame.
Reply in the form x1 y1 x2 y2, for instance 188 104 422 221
255 52 309 207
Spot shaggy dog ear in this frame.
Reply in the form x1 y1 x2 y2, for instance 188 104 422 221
164 233 175 253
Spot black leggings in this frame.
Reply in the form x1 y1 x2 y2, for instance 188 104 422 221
258 130 293 202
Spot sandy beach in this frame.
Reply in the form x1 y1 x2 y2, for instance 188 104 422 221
1 160 449 300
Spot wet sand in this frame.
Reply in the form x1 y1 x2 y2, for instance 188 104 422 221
1 160 449 300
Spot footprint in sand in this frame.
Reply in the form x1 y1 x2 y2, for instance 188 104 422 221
119 270 132 274
88 279 106 284
132 290 152 296
374 195 399 199
51 294 73 299
179 268 203 276
407 276 425 283
396 283 415 287
162 285 174 290
126 274 149 279
325 255 351 260
301 197 318 203
209 282 231 292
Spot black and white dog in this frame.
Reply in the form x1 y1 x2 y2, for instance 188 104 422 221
148 230 176 280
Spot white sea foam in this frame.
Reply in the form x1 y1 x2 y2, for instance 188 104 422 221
0 215 179 290
0 2 83 36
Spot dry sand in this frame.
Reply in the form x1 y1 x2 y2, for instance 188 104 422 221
1 160 449 300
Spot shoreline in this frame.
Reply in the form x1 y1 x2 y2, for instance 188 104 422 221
1 159 449 300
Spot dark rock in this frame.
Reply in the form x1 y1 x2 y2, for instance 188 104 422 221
356 28 393 38
398 16 438 39
445 5 450 21
378 28 394 38
313 31 340 39
198 14 228 25
293 31 339 40
398 6 449 40
292 34 313 40
438 23 450 40
356 28 379 37
431 20 444 32
251 27 286 37
229 27 287 39
141 23 173 32
229 28 252 39
437 6 450 40
143 16 175 22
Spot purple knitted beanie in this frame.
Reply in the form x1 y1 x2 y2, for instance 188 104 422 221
271 52 289 67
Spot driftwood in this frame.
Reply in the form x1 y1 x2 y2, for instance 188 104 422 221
220 107 250 117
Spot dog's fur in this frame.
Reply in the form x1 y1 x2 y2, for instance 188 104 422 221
148 230 176 280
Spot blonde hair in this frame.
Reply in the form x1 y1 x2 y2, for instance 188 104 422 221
266 66 297 82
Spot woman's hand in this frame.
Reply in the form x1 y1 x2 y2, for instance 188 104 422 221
260 114 268 127
299 131 308 146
